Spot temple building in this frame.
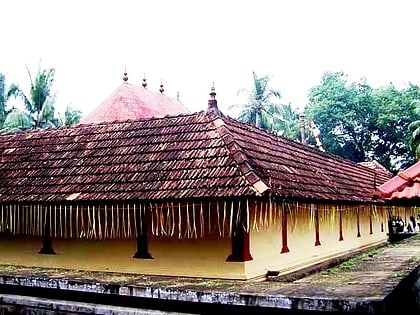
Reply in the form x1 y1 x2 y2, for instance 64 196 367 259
0 81 401 280
81 72 189 124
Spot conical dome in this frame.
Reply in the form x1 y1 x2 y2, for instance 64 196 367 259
81 81 189 124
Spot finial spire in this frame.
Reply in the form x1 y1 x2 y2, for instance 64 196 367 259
142 73 147 88
159 80 164 94
299 113 306 144
177 91 180 100
207 83 220 116
123 68 128 82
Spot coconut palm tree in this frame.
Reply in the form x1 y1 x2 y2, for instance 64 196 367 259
9 64 59 129
1 107 33 133
273 103 301 140
0 74 7 127
233 71 282 131
0 73 15 128
62 106 83 126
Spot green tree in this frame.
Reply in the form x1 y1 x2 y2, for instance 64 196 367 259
233 71 282 131
306 71 374 162
372 83 420 170
0 73 17 128
272 103 301 140
0 74 7 127
62 106 83 126
306 71 420 171
9 64 59 129
407 100 420 159
1 107 33 133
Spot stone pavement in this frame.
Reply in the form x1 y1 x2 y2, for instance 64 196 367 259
0 234 420 314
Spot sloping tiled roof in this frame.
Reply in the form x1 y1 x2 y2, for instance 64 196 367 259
0 111 390 203
80 83 190 124
358 160 392 177
221 115 390 201
376 161 420 200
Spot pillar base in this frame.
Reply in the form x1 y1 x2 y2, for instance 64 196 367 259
133 251 153 259
39 247 56 255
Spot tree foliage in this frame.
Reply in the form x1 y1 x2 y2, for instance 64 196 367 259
272 102 301 140
0 73 13 127
2 64 82 133
9 65 59 128
233 71 282 131
1 107 33 133
233 72 301 140
63 106 82 126
408 100 420 158
305 71 420 172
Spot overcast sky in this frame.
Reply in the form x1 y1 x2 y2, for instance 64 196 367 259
1 0 419 118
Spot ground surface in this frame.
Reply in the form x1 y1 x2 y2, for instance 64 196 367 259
0 234 420 313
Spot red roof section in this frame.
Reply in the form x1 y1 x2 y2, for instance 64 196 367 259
0 110 390 203
376 161 420 200
80 83 190 124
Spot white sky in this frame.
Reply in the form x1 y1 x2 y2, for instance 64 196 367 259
1 0 420 117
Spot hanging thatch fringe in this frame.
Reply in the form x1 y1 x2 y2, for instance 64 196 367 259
200 201 204 237
222 200 227 237
245 198 250 233
133 203 137 238
229 200 234 236
177 202 181 238
0 200 413 240
0 205 3 233
216 201 221 236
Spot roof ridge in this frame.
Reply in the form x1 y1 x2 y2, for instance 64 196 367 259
208 114 269 196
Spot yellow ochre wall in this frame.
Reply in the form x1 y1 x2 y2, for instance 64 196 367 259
0 236 245 279
0 202 408 280
245 204 389 279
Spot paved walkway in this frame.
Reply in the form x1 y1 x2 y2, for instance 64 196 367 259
0 234 420 314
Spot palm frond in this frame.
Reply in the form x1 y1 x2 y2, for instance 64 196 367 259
8 84 33 113
2 108 33 133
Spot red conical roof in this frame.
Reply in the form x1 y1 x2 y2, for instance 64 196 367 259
81 83 189 124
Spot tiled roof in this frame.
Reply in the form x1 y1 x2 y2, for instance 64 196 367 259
80 83 190 124
358 161 392 177
222 115 390 201
0 111 390 203
376 161 420 200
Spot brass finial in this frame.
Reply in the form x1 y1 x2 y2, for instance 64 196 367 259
142 73 147 88
207 83 219 116
159 80 164 94
123 68 128 82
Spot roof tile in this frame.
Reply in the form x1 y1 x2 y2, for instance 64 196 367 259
0 111 390 203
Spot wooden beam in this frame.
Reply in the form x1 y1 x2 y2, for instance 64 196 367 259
339 205 344 241
133 204 153 259
226 199 253 262
281 203 289 253
39 205 55 255
314 204 321 246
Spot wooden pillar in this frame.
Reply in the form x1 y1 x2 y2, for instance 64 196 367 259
133 204 153 259
314 204 321 246
226 199 253 262
369 206 373 235
39 205 55 255
339 205 344 241
357 206 361 237
281 203 290 253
